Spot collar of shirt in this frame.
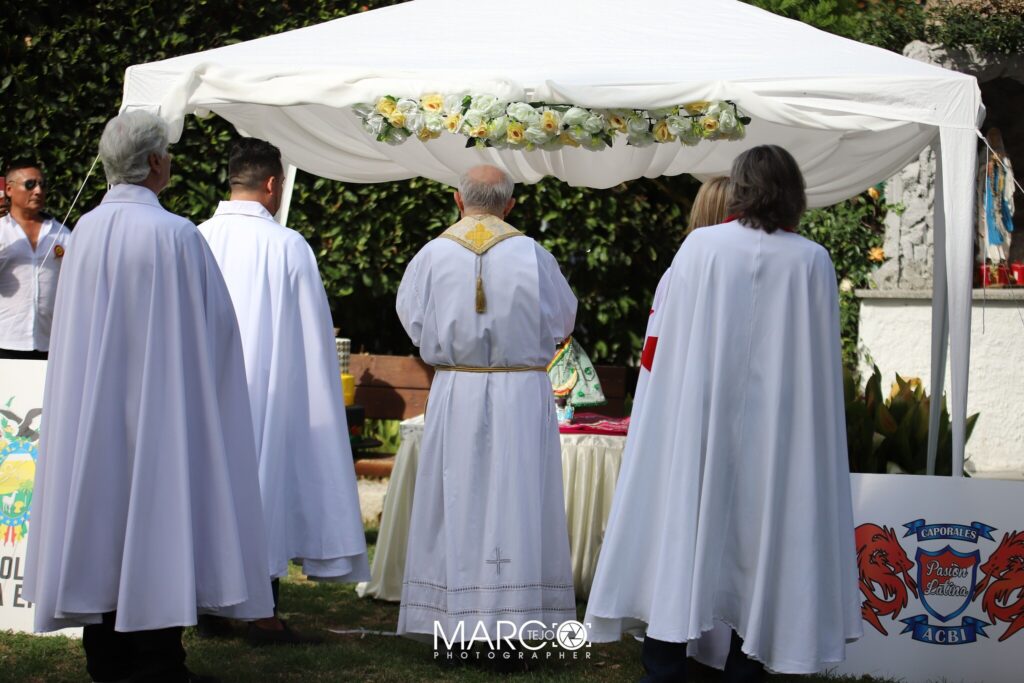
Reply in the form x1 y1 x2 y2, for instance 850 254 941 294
213 200 276 223
0 213 65 250
101 184 162 208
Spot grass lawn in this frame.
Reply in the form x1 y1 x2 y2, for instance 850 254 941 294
0 530 888 683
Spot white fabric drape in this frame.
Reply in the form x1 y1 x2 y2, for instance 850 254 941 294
119 0 983 471
198 201 369 582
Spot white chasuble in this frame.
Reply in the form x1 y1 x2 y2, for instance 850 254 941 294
199 201 369 582
584 221 862 674
395 215 578 640
24 185 274 632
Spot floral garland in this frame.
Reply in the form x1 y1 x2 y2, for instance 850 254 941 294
353 94 750 151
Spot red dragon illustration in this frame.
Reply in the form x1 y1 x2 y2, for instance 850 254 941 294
973 530 1024 642
856 523 918 635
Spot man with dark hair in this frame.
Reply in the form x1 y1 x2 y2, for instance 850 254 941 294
198 137 369 645
0 160 70 359
586 145 861 681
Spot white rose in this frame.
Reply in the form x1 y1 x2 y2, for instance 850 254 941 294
383 128 409 145
507 102 541 126
665 115 689 136
649 106 677 118
839 278 854 293
706 101 727 116
424 112 445 133
679 127 701 146
562 107 590 128
352 103 374 118
487 115 509 140
626 115 650 136
718 110 738 133
582 114 605 135
364 113 387 136
472 94 507 119
396 98 419 115
443 94 465 115
463 110 487 128
627 131 655 147
404 111 425 134
568 128 593 145
524 125 550 145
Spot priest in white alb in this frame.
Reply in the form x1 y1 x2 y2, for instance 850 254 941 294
197 138 369 644
24 110 273 683
395 165 578 647
585 145 862 680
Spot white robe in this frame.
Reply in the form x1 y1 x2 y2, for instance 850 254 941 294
24 185 274 632
585 221 862 673
198 200 369 582
395 225 578 639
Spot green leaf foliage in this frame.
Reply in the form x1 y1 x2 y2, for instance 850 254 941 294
8 0 1004 365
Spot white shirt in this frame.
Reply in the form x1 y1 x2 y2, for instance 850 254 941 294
0 214 71 351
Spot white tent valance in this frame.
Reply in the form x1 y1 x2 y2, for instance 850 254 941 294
120 0 984 472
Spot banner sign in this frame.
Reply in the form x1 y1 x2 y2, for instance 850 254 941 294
0 360 47 633
833 473 1024 683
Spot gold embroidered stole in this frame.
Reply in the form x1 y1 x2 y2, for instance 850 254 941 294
438 215 524 313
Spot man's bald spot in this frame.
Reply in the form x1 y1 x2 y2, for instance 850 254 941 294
464 164 508 187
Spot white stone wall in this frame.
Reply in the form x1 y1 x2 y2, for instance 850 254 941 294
857 290 1024 478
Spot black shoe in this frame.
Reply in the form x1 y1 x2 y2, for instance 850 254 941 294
195 615 233 639
246 619 324 646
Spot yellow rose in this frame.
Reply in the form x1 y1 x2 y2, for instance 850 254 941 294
420 93 444 112
684 100 710 115
653 120 676 143
470 123 489 138
388 110 406 128
541 110 561 134
868 247 886 263
418 128 441 141
376 98 397 116
444 113 462 133
607 114 627 133
558 132 580 148
506 122 525 144
867 187 880 201
700 116 719 134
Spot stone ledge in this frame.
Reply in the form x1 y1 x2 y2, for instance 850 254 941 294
856 288 1024 301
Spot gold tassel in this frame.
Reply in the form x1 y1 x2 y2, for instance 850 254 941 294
475 274 486 313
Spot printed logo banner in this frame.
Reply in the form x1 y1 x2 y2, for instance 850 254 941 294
0 360 47 633
833 474 1024 683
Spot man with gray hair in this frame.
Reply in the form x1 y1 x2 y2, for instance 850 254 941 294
24 110 273 683
395 165 579 654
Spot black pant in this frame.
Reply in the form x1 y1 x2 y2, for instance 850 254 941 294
83 611 187 683
0 348 47 360
641 630 766 683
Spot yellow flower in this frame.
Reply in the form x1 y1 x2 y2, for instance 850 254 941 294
506 122 525 144
868 247 886 262
700 116 719 134
376 98 397 116
867 187 880 201
444 113 462 133
653 120 676 143
558 132 580 148
388 110 406 128
606 114 628 133
420 93 444 112
540 110 561 134
469 123 489 138
418 128 441 141
684 100 710 115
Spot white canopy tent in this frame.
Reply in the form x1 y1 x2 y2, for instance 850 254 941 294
120 0 983 474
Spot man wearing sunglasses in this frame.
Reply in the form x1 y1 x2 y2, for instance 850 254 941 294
0 160 70 360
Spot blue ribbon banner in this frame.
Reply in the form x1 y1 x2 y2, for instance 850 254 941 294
900 615 990 645
903 520 996 543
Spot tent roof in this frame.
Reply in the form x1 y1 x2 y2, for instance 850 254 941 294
122 0 982 204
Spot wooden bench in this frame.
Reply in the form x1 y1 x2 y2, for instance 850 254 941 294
348 353 634 477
